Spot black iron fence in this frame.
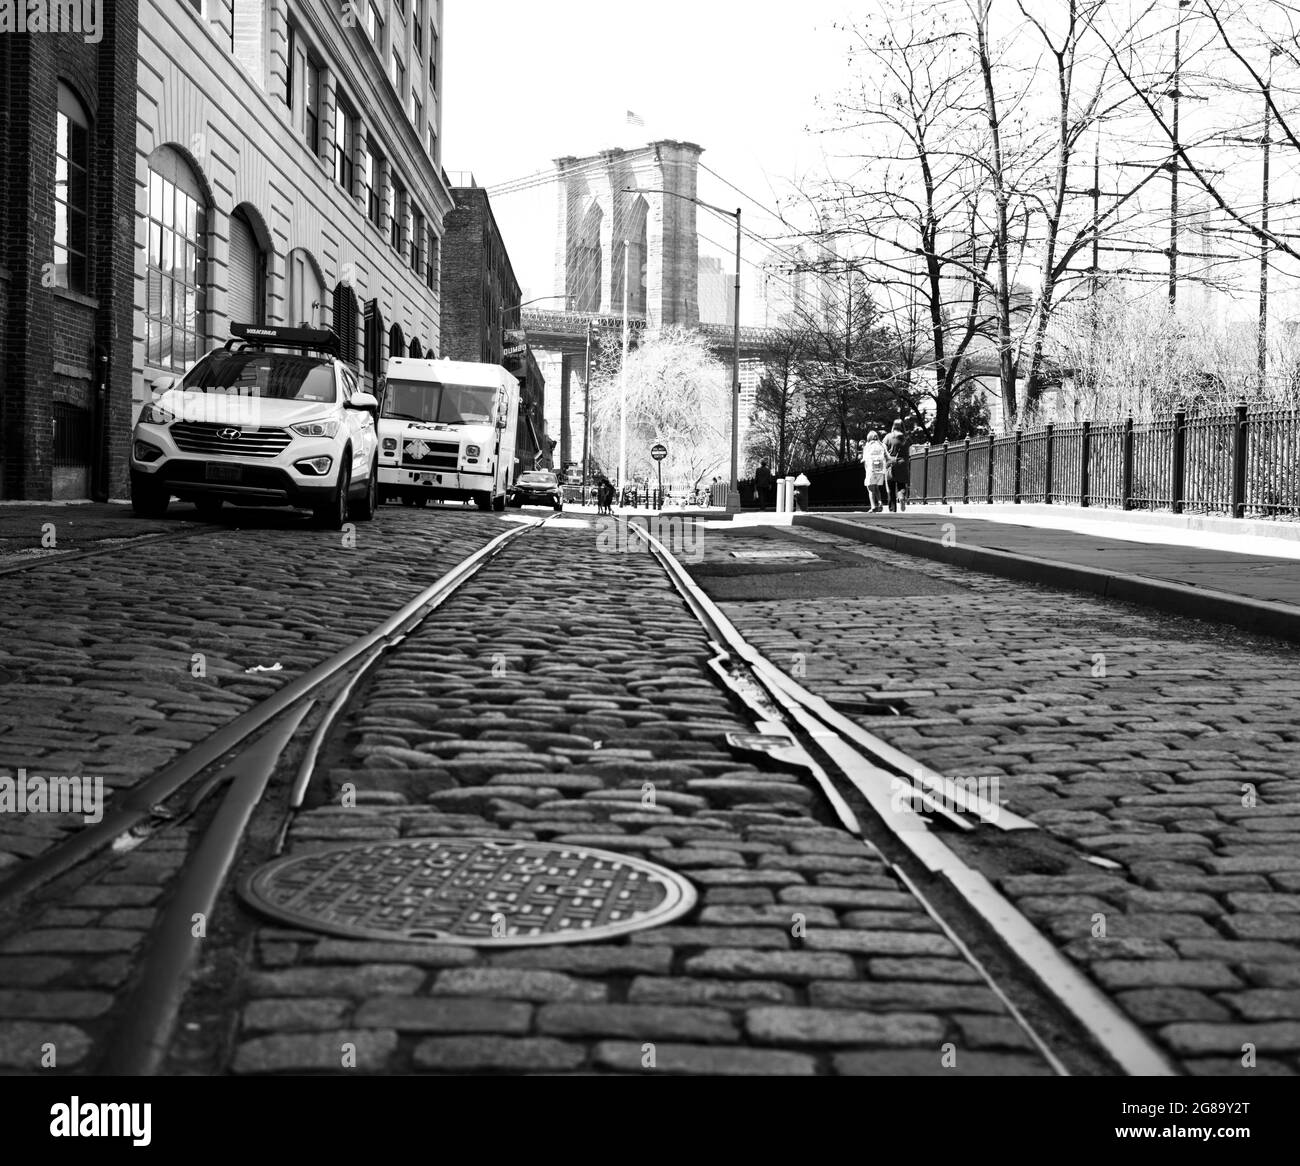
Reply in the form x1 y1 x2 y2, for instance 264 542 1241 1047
907 403 1300 518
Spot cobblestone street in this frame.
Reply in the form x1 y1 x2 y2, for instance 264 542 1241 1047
3 503 1296 1090
705 520 1300 1076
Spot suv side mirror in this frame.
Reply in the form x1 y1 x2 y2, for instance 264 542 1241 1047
347 392 379 412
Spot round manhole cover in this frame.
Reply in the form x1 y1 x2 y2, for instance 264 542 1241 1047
239 837 697 946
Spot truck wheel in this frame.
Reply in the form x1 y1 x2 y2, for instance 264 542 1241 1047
475 492 492 511
313 460 350 530
493 493 506 512
131 476 169 518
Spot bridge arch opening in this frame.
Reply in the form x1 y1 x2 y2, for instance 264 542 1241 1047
575 201 603 313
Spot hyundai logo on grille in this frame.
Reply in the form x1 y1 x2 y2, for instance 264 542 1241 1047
217 427 242 441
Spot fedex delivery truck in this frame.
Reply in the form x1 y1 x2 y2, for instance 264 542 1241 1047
377 357 520 510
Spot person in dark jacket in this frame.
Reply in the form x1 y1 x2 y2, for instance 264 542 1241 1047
754 461 774 509
884 420 910 512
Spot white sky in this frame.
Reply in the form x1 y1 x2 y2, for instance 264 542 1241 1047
441 0 858 316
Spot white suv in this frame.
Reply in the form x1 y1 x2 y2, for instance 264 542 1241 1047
130 325 379 529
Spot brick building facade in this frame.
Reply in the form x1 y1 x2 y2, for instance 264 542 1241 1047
1 0 452 500
0 4 139 500
441 181 549 468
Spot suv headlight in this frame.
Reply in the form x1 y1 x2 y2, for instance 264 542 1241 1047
138 402 175 425
291 419 340 439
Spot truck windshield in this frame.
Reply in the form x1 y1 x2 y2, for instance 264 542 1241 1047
383 379 497 425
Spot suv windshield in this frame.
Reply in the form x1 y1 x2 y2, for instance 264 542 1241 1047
518 473 557 486
182 350 336 402
383 379 497 425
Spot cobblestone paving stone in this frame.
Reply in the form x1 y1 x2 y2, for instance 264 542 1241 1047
229 518 1057 1076
0 510 505 870
712 520 1300 1076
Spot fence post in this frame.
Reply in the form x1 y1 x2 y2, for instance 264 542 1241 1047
1232 399 1248 518
1080 420 1091 507
1172 407 1186 514
985 435 995 504
963 438 971 504
941 442 949 503
1012 428 1023 503
918 445 929 503
1044 422 1054 505
1121 414 1134 510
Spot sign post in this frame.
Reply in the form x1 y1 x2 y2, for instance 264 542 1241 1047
650 443 667 509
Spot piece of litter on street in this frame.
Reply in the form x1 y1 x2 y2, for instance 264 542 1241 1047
245 663 283 673
1082 855 1123 869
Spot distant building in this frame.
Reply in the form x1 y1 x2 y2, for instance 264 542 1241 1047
698 255 734 326
1 0 452 500
441 178 547 468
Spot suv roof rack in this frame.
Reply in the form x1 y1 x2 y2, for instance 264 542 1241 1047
227 323 340 358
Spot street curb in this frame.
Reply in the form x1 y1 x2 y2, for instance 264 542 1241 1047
795 513 1300 646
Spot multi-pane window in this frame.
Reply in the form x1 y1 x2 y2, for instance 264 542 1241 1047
412 90 421 129
392 50 405 96
305 58 320 154
429 28 437 87
285 24 295 107
367 1 383 48
427 126 437 161
411 208 424 271
413 0 422 52
54 85 90 294
145 163 206 371
390 180 407 253
364 140 384 227
334 95 356 192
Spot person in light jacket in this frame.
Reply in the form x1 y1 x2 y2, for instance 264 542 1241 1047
862 431 888 512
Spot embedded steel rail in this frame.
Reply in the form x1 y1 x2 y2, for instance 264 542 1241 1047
97 512 557 1074
0 523 220 577
0 514 554 909
632 519 1178 1078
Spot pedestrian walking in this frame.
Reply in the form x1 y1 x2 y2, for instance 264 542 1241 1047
884 419 910 513
754 461 774 509
862 431 888 512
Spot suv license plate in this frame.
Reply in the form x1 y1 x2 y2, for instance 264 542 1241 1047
205 463 243 482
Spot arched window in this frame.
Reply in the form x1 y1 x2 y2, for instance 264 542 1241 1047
228 205 268 327
332 281 360 366
55 83 91 294
408 338 422 358
389 323 405 359
363 299 384 376
146 146 208 370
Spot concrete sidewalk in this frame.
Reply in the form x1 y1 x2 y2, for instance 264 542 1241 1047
795 508 1300 645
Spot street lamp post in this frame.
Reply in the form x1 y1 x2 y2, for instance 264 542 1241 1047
623 187 742 512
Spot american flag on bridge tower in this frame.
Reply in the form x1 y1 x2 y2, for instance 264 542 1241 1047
626 111 645 127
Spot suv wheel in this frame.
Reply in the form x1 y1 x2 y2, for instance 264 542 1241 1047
314 459 350 530
131 475 169 518
351 458 378 521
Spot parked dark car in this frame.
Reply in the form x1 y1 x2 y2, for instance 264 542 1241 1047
508 470 563 510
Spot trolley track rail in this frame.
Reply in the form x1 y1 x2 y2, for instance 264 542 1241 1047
0 514 554 911
630 518 1178 1078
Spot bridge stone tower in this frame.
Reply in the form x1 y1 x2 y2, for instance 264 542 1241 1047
553 140 702 328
